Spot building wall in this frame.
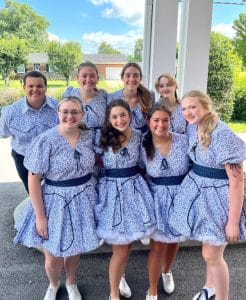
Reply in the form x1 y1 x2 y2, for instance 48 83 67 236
96 63 124 80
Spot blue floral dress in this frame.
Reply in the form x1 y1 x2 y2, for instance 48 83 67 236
95 129 156 244
140 133 190 242
169 121 246 245
107 89 155 133
14 126 99 257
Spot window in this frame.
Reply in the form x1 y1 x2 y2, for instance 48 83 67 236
34 64 40 71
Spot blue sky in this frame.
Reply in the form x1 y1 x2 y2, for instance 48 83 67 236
0 0 245 54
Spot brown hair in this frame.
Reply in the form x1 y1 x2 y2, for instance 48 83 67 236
78 61 99 78
143 104 172 160
121 62 152 114
100 99 131 153
23 71 47 87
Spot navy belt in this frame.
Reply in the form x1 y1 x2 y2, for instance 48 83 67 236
45 174 92 187
150 175 186 186
192 163 228 179
104 166 139 178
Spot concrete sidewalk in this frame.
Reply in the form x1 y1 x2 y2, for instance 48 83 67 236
0 181 246 299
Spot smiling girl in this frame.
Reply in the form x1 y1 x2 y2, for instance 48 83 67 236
155 73 187 134
14 96 99 300
141 104 190 299
108 63 154 134
95 99 156 300
169 90 246 300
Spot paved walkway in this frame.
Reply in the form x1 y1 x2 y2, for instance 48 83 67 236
1 181 246 299
1 135 246 299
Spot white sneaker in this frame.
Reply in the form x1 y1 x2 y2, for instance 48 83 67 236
43 282 60 300
192 287 215 300
66 284 82 300
141 238 150 245
119 275 132 298
146 291 158 300
162 271 175 294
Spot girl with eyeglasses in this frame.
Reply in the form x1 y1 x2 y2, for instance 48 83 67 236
14 96 99 300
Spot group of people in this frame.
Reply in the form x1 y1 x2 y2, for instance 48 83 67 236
0 61 245 300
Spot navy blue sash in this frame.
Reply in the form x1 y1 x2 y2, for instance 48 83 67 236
150 174 186 186
45 174 92 187
104 166 139 178
192 163 228 179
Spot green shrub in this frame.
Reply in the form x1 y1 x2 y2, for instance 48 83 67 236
207 32 240 122
47 87 64 100
0 87 24 110
232 72 246 120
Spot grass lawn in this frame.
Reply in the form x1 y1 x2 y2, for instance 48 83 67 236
227 121 246 133
0 79 123 92
1 80 245 133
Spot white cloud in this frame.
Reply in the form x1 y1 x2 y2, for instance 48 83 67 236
82 30 143 55
48 32 60 41
90 0 109 5
90 0 145 27
212 23 236 39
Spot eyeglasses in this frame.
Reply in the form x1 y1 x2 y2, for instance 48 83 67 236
58 110 82 116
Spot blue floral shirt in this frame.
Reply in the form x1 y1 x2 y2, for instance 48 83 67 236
0 96 59 155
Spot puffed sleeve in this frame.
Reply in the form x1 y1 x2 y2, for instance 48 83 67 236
61 86 74 98
24 133 52 175
213 126 246 166
0 106 11 137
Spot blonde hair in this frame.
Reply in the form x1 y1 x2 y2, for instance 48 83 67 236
182 90 219 148
58 96 88 130
155 73 179 103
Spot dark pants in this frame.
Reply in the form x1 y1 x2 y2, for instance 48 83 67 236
11 149 29 193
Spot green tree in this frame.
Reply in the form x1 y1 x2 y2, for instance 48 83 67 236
0 0 49 51
134 38 143 62
47 41 82 86
207 32 240 121
98 42 120 54
233 13 246 68
0 36 28 86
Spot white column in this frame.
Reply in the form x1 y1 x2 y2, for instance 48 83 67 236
143 0 179 92
177 0 213 97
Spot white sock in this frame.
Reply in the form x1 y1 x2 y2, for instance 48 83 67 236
203 286 215 298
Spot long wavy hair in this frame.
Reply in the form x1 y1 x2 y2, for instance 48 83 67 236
182 90 219 148
121 62 152 115
142 104 172 160
100 99 131 153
